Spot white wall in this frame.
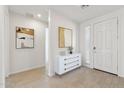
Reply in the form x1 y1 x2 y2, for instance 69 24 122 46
9 12 47 74
48 10 79 76
0 5 8 88
80 8 124 77
0 5 5 88
4 6 10 77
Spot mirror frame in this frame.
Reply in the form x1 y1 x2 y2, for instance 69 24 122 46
58 27 73 48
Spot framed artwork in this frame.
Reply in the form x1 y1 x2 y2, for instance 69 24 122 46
16 27 34 49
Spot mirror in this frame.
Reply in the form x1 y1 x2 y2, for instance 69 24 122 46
58 27 72 48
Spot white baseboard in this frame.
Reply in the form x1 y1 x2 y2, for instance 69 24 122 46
48 72 55 77
118 73 124 78
82 62 93 68
9 65 45 75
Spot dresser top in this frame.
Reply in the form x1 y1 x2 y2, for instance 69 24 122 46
58 53 81 57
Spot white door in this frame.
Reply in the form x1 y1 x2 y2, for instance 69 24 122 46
93 18 118 74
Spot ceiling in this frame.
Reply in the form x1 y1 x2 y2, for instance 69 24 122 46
9 5 49 23
9 5 124 23
50 5 124 23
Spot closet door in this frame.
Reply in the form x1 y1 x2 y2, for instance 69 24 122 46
93 18 118 74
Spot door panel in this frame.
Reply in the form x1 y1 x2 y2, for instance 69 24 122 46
93 18 117 74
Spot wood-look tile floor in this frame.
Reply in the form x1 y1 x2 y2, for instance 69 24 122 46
5 67 124 88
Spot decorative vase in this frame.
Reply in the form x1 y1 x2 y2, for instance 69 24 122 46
70 51 72 54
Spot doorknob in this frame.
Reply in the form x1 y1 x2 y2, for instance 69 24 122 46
93 46 96 50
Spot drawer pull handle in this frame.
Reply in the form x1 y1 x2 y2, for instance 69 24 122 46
64 64 66 65
64 68 66 70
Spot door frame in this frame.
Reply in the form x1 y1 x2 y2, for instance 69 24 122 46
92 17 118 75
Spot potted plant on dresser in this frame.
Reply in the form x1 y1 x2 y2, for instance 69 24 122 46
68 46 73 54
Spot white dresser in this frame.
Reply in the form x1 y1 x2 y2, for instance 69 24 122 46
55 53 81 75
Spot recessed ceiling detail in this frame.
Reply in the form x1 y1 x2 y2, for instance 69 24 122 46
81 5 89 9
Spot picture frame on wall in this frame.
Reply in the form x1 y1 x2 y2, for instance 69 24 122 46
16 26 34 49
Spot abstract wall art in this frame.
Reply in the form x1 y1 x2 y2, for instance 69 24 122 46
16 27 34 49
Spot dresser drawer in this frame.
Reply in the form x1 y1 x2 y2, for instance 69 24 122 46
64 61 80 68
64 55 80 60
64 59 79 65
64 63 81 73
65 58 79 64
